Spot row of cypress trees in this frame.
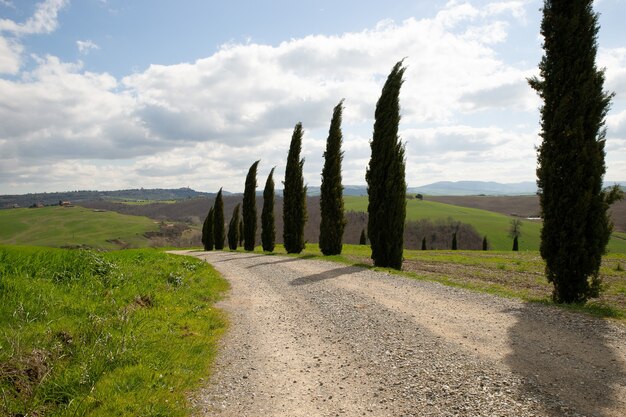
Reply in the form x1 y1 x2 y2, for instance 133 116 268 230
201 61 407 267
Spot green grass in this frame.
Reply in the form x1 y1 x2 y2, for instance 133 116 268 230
0 206 159 250
344 196 626 253
0 245 228 416
246 243 626 320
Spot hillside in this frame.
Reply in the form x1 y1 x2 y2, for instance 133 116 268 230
80 195 626 253
0 206 160 250
429 195 626 233
0 188 216 208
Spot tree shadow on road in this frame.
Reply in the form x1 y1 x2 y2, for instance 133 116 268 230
246 255 316 268
208 254 267 263
505 302 625 416
290 265 364 286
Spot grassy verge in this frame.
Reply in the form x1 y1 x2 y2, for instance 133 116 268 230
0 245 228 416
243 243 626 320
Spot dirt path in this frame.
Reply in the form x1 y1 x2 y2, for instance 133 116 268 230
173 250 626 417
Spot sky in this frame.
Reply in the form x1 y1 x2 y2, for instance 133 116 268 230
0 0 625 194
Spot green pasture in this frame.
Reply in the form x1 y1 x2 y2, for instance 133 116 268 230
344 196 626 253
0 245 228 416
0 206 158 250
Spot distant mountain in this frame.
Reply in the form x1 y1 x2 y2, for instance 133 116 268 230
3 181 623 208
408 181 538 196
302 185 368 197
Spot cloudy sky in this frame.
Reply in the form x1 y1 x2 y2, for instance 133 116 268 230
0 0 624 194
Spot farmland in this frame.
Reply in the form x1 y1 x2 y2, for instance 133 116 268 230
344 196 626 253
0 206 159 250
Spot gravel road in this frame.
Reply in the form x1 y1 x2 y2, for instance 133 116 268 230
173 250 626 417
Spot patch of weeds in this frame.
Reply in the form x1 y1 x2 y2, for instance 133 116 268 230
166 272 183 287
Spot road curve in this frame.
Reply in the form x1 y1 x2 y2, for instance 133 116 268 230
172 250 626 417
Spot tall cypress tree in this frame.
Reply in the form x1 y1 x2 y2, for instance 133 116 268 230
366 60 407 270
213 188 225 250
243 160 260 251
319 100 346 256
202 206 214 251
261 167 276 252
227 203 241 250
529 1 620 303
283 123 307 254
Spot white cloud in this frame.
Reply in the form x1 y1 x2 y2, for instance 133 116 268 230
484 1 529 21
1 0 624 194
77 39 99 54
0 0 68 35
0 35 21 73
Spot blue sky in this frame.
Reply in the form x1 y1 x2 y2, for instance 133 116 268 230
0 0 625 193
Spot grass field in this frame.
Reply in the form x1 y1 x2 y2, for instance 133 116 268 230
345 196 626 253
0 245 228 416
0 206 159 250
246 243 626 320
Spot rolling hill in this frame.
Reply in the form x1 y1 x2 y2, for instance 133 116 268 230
0 206 160 250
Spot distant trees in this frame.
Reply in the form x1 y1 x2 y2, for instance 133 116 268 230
261 168 276 252
227 203 241 250
319 100 346 255
404 219 482 250
213 188 225 250
243 160 260 251
366 60 407 269
509 219 522 252
451 232 458 250
283 123 307 254
202 206 214 251
482 236 489 251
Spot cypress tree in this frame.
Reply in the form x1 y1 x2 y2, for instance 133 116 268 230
238 221 244 247
451 233 457 250
421 237 427 251
359 229 367 245
482 236 489 251
243 160 260 251
319 100 346 255
227 203 240 250
509 219 522 252
202 206 214 251
283 122 307 254
213 188 225 250
261 167 276 252
366 60 407 269
529 1 621 303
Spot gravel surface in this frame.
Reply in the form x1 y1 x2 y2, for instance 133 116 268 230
172 250 626 417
